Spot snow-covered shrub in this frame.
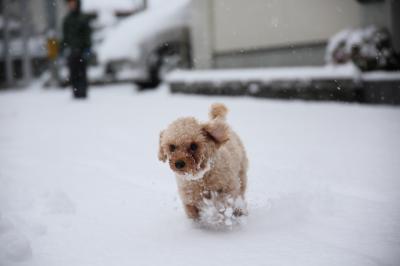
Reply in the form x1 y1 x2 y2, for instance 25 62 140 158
326 26 400 71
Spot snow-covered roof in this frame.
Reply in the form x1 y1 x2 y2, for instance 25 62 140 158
97 0 190 63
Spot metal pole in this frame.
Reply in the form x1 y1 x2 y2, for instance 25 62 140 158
20 0 33 84
3 0 14 86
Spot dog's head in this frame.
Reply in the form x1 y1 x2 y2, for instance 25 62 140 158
158 115 229 179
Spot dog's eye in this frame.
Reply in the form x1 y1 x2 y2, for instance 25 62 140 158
169 144 176 152
190 143 198 151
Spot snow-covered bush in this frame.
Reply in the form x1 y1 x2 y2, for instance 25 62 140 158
326 26 400 71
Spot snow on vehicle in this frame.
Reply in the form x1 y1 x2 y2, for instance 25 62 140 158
96 0 192 89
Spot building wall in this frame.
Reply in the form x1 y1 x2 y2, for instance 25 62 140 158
30 0 46 34
212 0 365 54
1 0 67 35
360 1 388 28
30 0 67 34
191 0 391 69
190 0 213 69
389 0 400 53
214 43 326 68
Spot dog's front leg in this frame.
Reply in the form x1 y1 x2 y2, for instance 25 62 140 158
184 204 199 220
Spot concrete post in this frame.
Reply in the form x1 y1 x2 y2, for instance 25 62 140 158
3 0 14 86
20 0 33 84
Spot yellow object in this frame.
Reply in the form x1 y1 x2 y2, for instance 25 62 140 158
47 38 60 60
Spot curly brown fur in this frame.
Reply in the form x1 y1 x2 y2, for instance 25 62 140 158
158 103 248 220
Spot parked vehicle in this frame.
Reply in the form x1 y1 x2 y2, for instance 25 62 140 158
96 0 191 89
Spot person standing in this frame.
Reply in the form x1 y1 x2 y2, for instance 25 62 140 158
62 0 92 99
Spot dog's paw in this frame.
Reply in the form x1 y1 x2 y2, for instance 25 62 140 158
198 193 248 230
184 204 200 220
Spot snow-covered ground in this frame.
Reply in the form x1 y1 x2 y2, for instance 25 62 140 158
1 83 400 266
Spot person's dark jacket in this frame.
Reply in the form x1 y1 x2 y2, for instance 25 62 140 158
62 0 91 54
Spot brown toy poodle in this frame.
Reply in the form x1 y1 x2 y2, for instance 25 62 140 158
158 103 248 225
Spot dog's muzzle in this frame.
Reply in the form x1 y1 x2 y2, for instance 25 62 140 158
175 160 186 170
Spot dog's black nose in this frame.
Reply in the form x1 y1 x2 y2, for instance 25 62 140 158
175 160 186 169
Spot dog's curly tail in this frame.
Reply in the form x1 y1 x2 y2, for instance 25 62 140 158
209 103 228 120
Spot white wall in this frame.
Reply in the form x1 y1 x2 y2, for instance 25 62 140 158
30 0 46 34
190 0 214 68
212 0 366 53
15 0 67 35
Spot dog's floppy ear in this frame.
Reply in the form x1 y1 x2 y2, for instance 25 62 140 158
158 130 167 162
202 120 229 147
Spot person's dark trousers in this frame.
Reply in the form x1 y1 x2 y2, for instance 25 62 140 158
68 52 88 99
